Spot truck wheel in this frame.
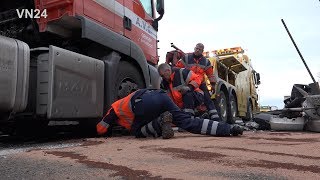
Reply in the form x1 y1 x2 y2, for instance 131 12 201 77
217 92 228 122
227 94 237 124
14 117 49 137
243 101 253 122
115 61 145 99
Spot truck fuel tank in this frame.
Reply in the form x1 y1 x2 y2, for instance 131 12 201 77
0 35 29 113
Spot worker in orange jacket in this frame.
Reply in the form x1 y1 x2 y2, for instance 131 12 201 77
96 89 243 138
158 63 208 117
175 43 218 120
159 62 219 120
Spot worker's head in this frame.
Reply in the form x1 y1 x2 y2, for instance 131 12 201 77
194 43 204 56
158 63 172 81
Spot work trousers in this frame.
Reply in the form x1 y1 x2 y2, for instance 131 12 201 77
132 90 231 137
182 91 204 115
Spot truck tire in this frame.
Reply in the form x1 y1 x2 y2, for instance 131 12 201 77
109 61 145 136
14 117 49 137
217 92 228 122
115 61 145 99
227 94 237 124
242 101 253 122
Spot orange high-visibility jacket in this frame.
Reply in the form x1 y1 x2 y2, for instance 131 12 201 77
163 68 203 108
111 91 136 130
176 53 215 83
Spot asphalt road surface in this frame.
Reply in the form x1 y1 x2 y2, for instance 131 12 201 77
1 130 320 179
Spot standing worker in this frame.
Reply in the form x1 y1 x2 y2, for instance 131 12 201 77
96 89 243 138
176 43 218 120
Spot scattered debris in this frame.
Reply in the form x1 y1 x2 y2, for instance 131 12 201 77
270 117 305 131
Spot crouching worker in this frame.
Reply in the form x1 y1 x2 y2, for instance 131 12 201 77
158 63 219 120
96 89 243 139
158 63 203 116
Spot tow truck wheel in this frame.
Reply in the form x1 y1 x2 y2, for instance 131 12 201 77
115 61 145 99
243 101 253 122
217 92 228 122
228 94 237 124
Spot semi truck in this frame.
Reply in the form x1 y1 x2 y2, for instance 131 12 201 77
0 0 164 134
203 47 261 123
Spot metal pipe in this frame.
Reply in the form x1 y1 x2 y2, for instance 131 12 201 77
170 43 184 54
281 19 317 83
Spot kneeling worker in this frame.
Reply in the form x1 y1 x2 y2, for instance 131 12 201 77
96 89 243 139
158 63 219 120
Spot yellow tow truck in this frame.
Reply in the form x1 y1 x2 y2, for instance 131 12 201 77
203 47 261 123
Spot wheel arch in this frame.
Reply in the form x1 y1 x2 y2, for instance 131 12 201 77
216 81 228 99
78 15 153 89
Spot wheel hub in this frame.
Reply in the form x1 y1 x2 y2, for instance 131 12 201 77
117 80 138 99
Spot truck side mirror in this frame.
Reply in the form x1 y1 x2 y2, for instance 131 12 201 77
156 0 164 15
256 73 261 85
153 0 164 31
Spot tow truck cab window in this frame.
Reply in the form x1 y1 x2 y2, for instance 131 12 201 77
140 0 153 17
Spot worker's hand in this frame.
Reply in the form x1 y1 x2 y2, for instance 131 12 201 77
210 82 216 94
179 86 191 94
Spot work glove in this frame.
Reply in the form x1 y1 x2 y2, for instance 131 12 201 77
179 85 191 94
96 121 110 135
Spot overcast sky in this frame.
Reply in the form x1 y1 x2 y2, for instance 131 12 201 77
157 0 320 109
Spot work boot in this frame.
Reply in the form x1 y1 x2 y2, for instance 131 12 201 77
159 111 174 139
230 125 244 136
